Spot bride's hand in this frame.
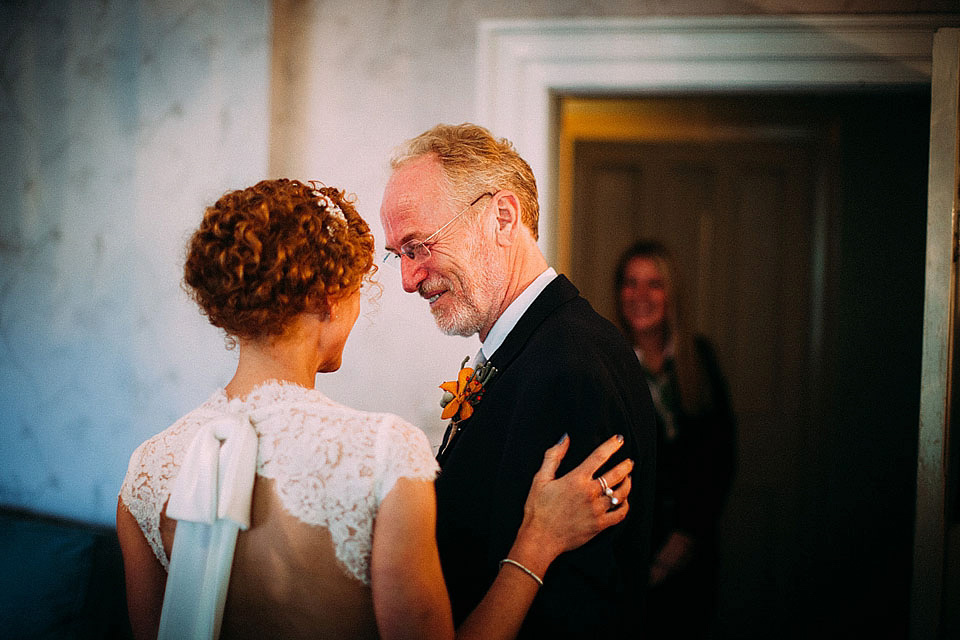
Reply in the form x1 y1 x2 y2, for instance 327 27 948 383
510 435 633 573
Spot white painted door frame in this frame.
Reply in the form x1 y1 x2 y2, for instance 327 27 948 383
476 15 956 261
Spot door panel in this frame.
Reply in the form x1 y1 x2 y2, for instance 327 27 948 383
565 93 930 638
573 136 818 631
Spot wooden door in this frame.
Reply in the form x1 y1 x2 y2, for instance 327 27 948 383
571 131 823 633
561 93 931 637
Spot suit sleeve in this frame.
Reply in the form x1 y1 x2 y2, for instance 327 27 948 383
485 357 651 637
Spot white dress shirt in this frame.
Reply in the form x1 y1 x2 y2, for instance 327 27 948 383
478 267 557 363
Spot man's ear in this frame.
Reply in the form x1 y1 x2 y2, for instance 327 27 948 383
492 191 521 247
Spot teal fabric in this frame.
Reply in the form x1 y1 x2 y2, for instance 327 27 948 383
0 510 132 639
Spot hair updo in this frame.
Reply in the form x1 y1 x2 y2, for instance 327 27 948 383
183 178 375 343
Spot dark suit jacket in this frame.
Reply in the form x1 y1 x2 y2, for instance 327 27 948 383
435 275 657 638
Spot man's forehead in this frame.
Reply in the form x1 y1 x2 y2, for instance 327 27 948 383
381 188 430 239
381 160 447 245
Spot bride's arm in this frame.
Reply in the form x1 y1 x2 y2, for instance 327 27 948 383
370 435 632 640
371 478 453 640
117 499 166 640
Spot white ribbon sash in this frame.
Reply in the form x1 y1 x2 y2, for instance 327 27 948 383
158 414 258 640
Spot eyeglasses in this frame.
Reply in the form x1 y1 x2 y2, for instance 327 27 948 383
382 192 494 269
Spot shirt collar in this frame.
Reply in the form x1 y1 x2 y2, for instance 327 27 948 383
481 267 557 360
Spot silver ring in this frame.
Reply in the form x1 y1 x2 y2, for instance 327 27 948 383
610 496 620 506
597 476 609 496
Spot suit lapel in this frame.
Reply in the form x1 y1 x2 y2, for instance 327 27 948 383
436 275 580 466
485 275 579 373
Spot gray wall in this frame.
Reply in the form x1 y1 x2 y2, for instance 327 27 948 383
1 0 270 525
0 0 952 527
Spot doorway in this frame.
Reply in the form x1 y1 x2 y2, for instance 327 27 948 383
560 92 930 638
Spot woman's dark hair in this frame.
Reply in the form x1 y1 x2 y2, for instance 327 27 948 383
614 239 713 415
613 239 677 340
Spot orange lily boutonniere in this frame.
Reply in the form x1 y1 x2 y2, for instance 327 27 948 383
439 356 497 423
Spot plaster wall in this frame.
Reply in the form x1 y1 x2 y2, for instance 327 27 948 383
268 0 957 471
1 0 269 525
0 0 953 526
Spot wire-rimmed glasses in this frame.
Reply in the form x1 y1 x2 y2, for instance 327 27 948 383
382 192 494 269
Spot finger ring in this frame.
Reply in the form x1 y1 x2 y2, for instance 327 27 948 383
610 496 620 506
598 476 615 499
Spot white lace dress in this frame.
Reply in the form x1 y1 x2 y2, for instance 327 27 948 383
119 380 439 638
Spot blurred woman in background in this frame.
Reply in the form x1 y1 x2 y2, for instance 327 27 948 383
614 240 736 639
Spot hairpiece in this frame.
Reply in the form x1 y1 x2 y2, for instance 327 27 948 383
311 188 347 237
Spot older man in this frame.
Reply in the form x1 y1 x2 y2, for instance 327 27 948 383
380 123 657 638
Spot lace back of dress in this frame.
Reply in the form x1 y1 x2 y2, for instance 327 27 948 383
119 381 440 593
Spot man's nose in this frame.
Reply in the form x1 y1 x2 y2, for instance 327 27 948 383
400 258 427 293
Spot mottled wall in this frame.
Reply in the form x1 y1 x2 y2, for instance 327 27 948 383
0 0 953 527
0 0 270 525
267 0 959 468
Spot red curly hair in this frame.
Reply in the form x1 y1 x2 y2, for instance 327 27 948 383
183 179 375 343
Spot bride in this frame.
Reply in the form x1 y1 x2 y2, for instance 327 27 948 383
117 179 633 640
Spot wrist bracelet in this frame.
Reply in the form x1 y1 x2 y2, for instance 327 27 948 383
499 558 544 586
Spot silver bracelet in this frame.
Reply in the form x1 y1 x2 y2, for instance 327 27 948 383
499 558 544 586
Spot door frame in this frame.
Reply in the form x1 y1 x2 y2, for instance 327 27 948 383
476 14 957 262
915 27 959 640
475 14 960 637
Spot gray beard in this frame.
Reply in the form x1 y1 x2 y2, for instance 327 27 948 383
431 263 505 338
